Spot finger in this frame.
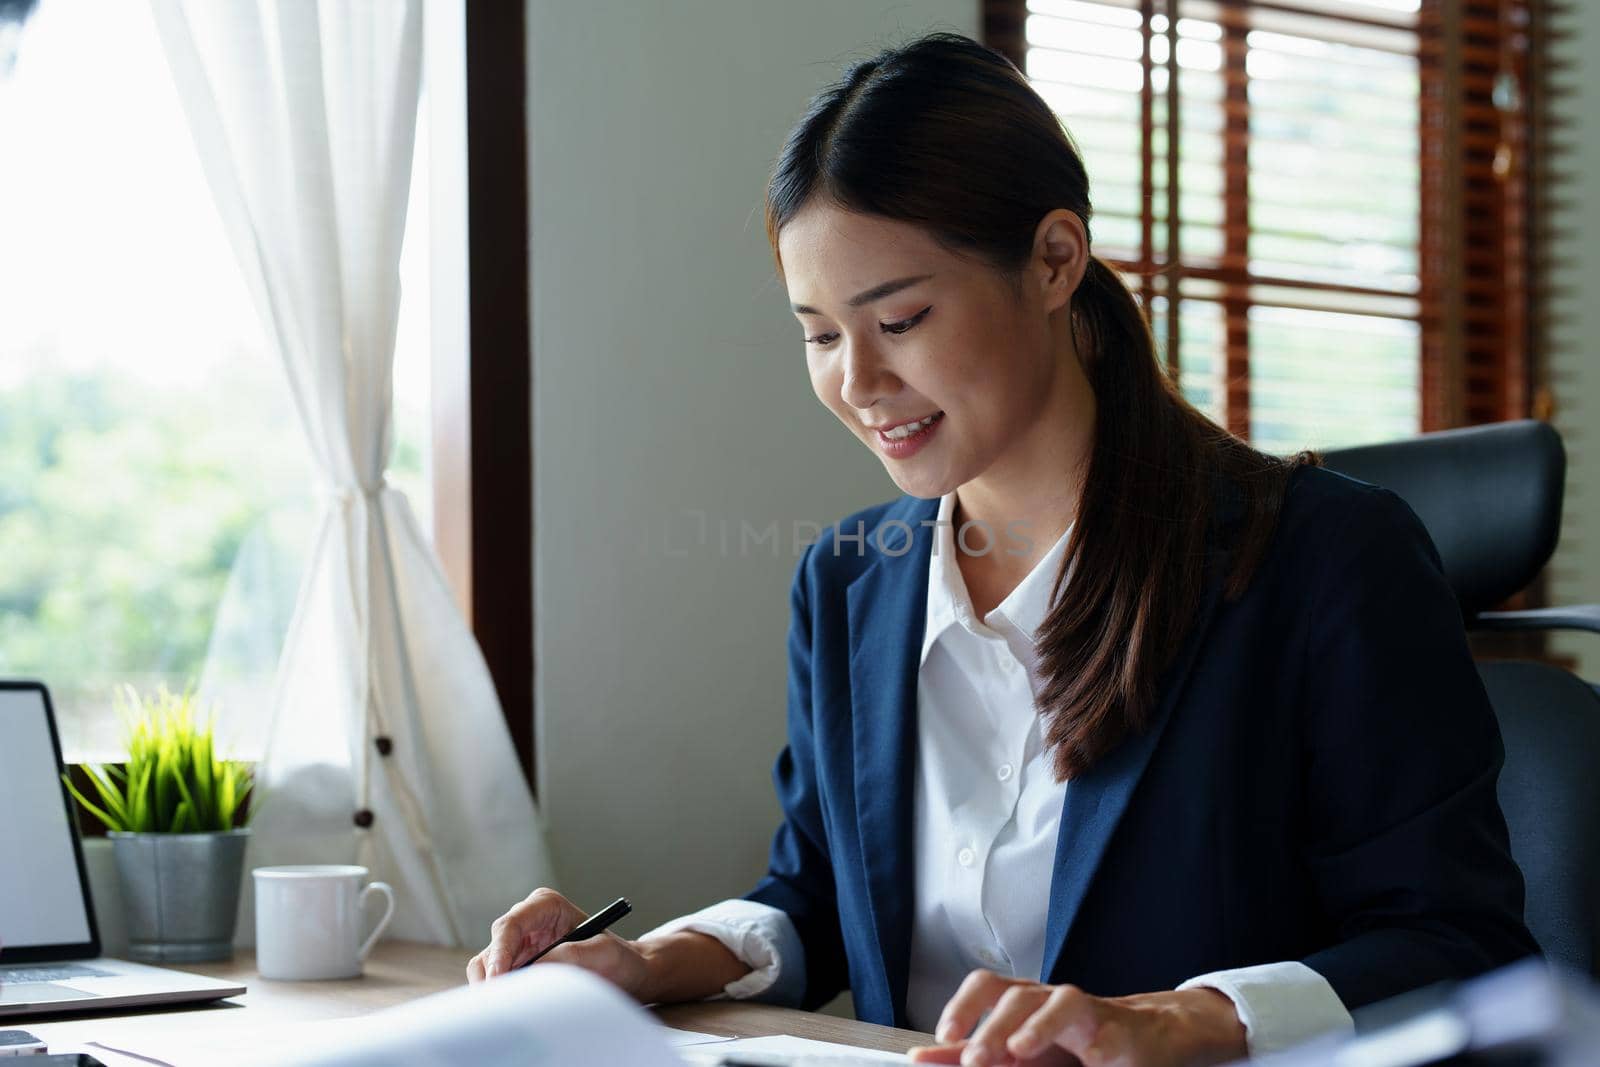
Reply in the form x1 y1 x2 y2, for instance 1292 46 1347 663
936 969 1016 1044
465 952 487 984
538 932 623 976
965 985 1051 1066
537 939 598 969
1006 985 1104 1062
483 917 525 977
485 888 585 976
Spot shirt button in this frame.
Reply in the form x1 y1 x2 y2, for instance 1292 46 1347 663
957 847 976 868
997 763 1014 782
978 948 1003 968
999 654 1019 673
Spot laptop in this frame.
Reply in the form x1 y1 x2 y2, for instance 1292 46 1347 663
0 679 246 1017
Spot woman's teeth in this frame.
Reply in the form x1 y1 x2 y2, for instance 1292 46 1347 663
882 412 943 440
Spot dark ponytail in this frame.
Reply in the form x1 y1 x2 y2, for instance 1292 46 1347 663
767 33 1315 779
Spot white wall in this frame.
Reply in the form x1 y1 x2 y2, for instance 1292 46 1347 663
526 1 978 937
1547 5 1600 679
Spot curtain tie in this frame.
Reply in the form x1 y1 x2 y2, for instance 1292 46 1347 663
318 479 390 506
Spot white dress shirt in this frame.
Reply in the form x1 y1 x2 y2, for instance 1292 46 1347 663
644 493 1355 1053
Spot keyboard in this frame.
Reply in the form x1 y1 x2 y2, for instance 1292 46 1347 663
0 963 113 983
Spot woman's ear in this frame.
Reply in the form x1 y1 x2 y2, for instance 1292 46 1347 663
1031 209 1089 314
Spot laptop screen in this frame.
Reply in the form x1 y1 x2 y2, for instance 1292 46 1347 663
0 684 94 952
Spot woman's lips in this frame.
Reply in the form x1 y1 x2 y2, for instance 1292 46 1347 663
874 411 944 459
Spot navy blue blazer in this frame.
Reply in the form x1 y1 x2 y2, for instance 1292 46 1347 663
743 465 1537 1029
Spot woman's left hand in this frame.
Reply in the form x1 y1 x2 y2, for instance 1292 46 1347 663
906 969 1248 1067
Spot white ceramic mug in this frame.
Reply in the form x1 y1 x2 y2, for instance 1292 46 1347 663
253 865 396 980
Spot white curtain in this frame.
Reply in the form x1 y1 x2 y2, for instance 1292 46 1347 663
149 0 552 946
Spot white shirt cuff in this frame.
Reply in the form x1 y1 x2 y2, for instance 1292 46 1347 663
1178 961 1355 1055
638 898 806 1007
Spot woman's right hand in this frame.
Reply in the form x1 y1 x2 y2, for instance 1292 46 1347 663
465 887 655 1000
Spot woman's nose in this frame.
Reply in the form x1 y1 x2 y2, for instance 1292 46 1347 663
839 338 899 410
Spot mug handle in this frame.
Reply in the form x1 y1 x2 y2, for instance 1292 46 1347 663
357 881 397 961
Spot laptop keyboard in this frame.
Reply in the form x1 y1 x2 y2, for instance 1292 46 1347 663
0 963 113 983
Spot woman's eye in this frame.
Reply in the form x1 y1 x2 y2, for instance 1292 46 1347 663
804 331 840 347
881 306 932 335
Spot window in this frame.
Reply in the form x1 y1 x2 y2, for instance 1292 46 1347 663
0 0 432 760
985 0 1542 451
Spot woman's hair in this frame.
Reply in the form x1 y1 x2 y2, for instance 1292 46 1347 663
766 32 1316 780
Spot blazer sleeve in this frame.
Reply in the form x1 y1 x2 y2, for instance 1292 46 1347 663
741 543 851 1010
1296 485 1540 1009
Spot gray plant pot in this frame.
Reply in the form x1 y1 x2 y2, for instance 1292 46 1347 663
108 828 250 963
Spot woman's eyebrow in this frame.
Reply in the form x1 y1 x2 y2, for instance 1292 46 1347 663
791 273 934 315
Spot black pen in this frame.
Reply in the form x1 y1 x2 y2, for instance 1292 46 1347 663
516 897 633 969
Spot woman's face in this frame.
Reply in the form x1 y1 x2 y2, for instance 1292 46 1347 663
779 200 1079 500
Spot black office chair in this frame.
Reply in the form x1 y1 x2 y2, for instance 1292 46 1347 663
1323 420 1600 977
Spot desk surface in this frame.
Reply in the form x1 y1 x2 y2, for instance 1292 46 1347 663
28 940 930 1057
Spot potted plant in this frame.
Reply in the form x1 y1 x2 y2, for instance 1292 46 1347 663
62 685 256 963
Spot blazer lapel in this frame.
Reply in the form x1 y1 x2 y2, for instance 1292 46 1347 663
1039 529 1234 983
846 496 937 1027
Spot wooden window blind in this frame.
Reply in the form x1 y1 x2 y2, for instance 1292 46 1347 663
984 0 1551 451
1421 0 1553 430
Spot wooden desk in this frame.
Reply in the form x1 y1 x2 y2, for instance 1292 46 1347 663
28 941 930 1057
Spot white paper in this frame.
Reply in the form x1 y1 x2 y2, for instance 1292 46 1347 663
299 965 690 1067
50 971 907 1067
665 1028 738 1048
683 1034 910 1064
58 1019 398 1067
62 1043 177 1067
57 966 689 1067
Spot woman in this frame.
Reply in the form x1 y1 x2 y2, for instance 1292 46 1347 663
467 32 1535 1066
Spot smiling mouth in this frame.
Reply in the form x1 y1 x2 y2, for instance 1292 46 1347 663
877 412 944 440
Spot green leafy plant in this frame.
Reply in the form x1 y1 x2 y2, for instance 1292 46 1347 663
62 685 255 834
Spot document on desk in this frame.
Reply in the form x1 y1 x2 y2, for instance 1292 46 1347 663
682 1034 908 1063
53 965 905 1067
62 1027 736 1067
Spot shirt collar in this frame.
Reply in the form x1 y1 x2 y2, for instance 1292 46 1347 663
920 492 1075 667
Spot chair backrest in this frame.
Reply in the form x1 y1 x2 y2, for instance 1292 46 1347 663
1324 421 1597 977
1322 419 1565 617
